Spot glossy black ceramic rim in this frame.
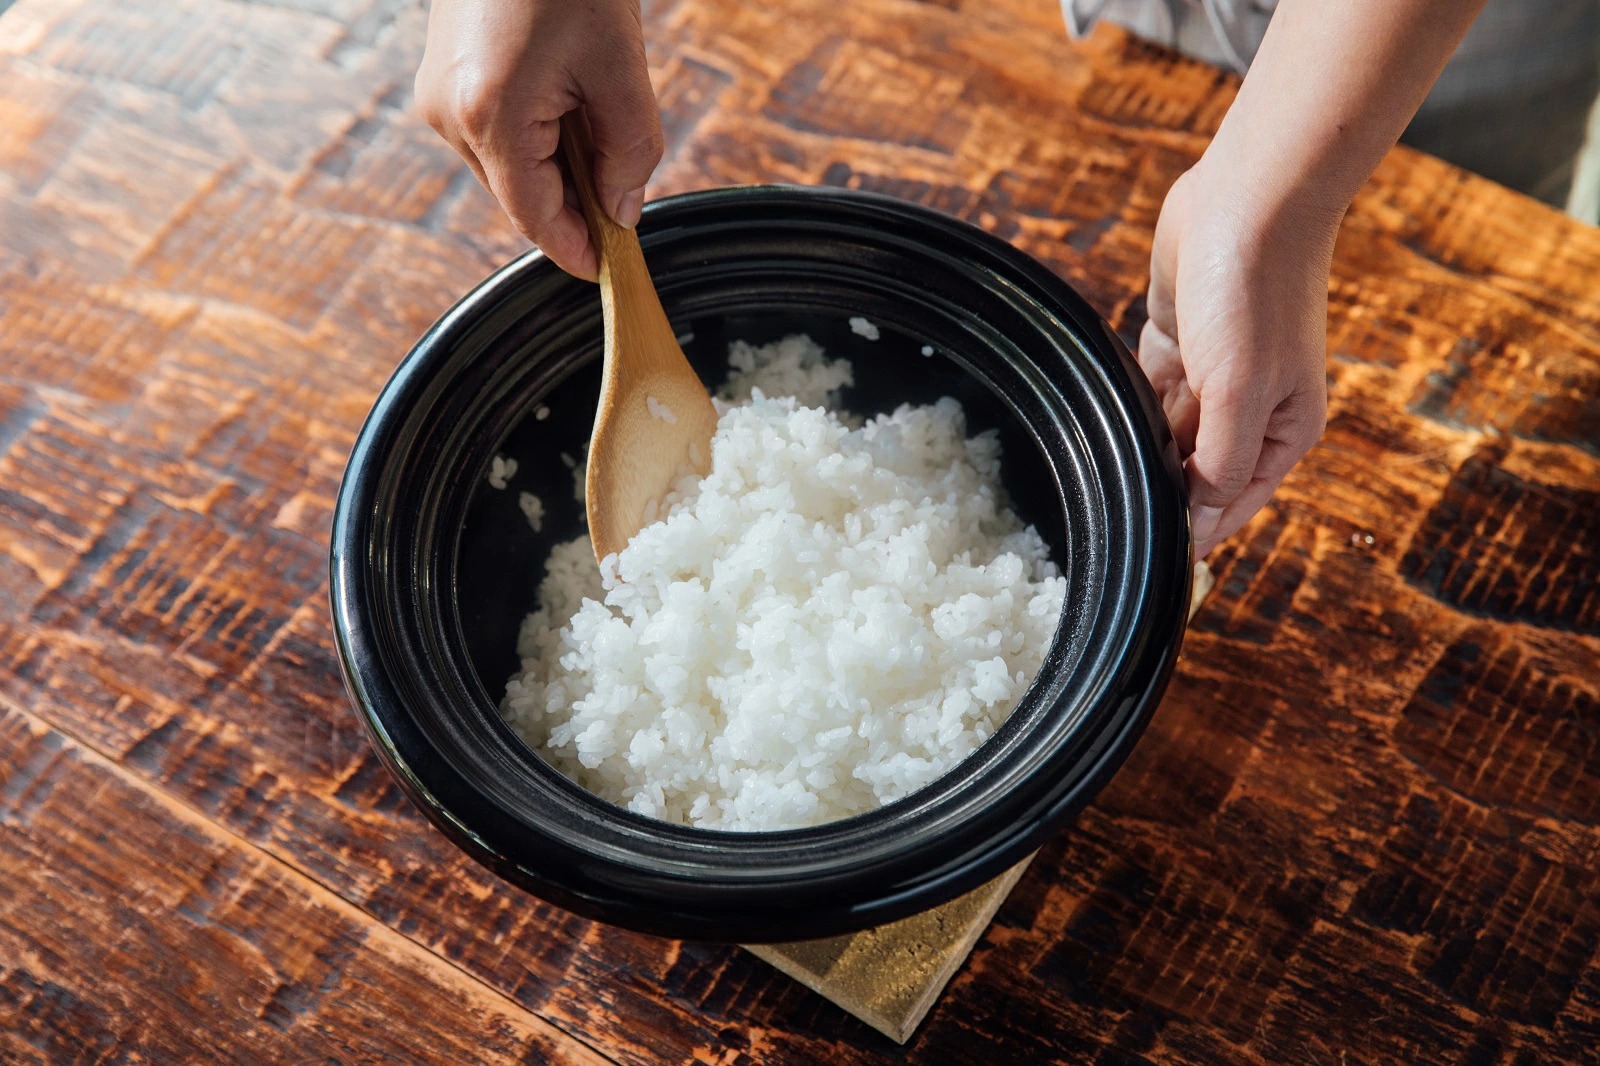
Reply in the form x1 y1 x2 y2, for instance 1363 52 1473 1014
330 185 1191 942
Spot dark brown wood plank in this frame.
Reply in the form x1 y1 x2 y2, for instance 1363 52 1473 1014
1 0 1598 1061
0 698 611 1065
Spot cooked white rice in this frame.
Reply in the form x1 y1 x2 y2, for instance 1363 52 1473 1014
720 334 853 407
487 454 517 490
848 316 881 341
645 395 678 424
502 334 1065 831
518 491 544 532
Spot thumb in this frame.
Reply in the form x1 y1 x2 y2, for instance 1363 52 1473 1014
581 51 665 229
1187 369 1271 547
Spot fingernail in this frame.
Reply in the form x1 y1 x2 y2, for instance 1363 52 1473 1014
1191 504 1223 546
612 187 644 229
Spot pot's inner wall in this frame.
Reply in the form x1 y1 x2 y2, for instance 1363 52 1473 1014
455 308 1069 712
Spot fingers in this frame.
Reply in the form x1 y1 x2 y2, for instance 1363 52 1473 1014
416 0 669 281
428 119 492 196
1191 473 1279 558
1137 317 1198 455
1137 257 1323 556
1135 166 1331 558
479 133 600 280
581 46 665 228
417 62 598 279
1185 370 1273 548
439 108 600 279
1189 388 1326 556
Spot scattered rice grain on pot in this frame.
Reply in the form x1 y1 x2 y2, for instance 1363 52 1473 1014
488 454 517 490
518 491 544 532
848 315 881 340
567 443 589 503
502 334 1064 831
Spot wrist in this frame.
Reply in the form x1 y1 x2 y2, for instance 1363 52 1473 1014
1182 136 1349 265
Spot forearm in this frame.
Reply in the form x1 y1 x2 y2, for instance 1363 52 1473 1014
1200 0 1487 229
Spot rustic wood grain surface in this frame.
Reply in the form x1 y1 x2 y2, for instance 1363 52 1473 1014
1 0 1597 1062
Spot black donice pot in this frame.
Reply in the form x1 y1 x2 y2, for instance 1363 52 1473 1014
331 186 1191 942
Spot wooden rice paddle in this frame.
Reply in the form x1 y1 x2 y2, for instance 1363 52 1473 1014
560 111 718 565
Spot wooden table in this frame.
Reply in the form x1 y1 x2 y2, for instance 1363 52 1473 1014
2 0 1597 1060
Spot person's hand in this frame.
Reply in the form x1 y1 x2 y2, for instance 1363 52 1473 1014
415 0 664 280
1131 0 1485 557
1137 163 1336 557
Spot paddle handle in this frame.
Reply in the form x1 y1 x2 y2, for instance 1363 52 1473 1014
559 110 645 276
